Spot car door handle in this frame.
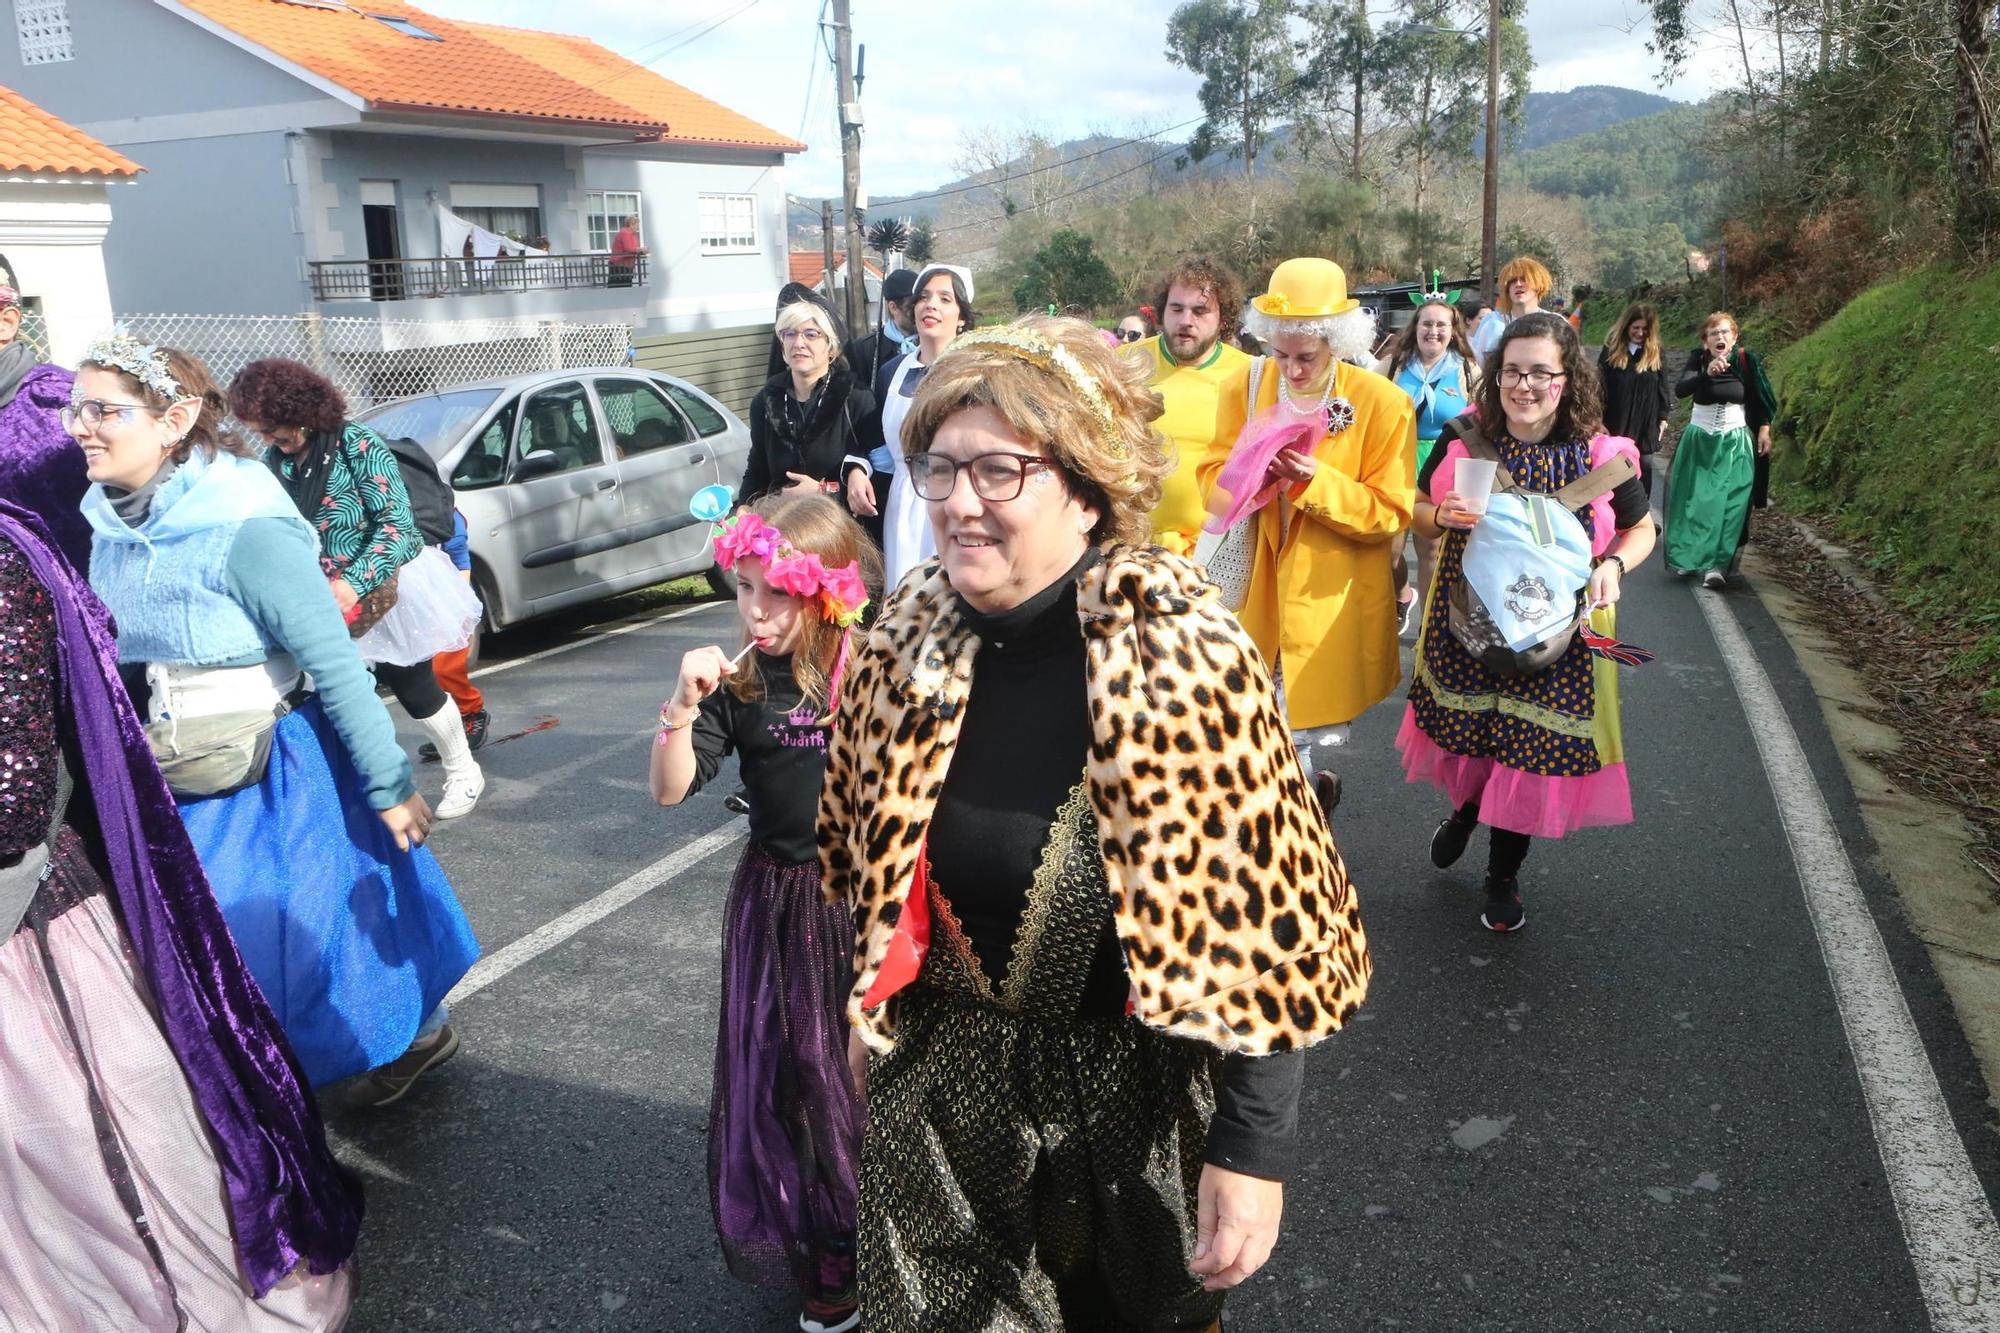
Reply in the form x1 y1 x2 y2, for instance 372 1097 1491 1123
688 453 706 466
596 478 617 492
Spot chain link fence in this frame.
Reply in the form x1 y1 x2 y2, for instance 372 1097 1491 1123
118 313 633 407
15 312 632 408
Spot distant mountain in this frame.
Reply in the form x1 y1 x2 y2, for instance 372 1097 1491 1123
1485 85 1681 154
794 85 1689 239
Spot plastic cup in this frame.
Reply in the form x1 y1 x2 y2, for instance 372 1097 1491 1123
1455 458 1498 514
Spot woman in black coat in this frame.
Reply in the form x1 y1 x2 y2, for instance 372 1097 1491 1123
1597 303 1673 496
740 298 878 519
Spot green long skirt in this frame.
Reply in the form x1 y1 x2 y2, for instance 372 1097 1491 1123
1664 422 1754 573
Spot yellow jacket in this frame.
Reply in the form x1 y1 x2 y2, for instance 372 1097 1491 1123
1132 335 1252 555
1198 359 1417 729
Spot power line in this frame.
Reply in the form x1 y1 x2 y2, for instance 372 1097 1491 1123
534 0 767 117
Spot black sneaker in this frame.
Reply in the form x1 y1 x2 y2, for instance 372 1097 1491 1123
420 709 490 762
1430 811 1476 869
1480 875 1526 932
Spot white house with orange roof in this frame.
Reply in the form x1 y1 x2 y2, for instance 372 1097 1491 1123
0 0 803 345
0 83 139 363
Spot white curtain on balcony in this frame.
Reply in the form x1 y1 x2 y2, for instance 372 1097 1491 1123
434 203 547 262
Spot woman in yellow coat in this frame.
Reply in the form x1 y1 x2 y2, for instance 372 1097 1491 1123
1199 258 1417 793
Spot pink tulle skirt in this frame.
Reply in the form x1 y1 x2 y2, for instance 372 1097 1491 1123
1396 706 1632 839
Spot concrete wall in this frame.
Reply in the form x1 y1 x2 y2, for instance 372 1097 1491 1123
581 152 788 335
0 181 117 364
95 131 306 314
0 0 355 132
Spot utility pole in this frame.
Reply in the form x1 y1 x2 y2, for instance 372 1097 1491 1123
1480 0 1500 303
821 199 838 306
831 0 868 335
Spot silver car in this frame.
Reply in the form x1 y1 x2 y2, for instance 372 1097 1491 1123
358 368 749 631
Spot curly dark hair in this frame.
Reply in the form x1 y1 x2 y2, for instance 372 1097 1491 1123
1151 254 1244 343
1474 310 1604 442
227 358 349 434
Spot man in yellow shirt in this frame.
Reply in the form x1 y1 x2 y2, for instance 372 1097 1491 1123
1128 255 1250 554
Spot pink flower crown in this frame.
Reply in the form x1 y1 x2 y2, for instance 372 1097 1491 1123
712 511 869 627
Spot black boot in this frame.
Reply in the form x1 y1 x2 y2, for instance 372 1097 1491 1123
1430 802 1478 869
1313 769 1342 820
1480 874 1525 932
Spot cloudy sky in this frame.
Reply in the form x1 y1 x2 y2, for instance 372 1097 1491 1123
422 0 1742 198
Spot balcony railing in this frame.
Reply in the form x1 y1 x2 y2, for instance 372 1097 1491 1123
310 253 649 303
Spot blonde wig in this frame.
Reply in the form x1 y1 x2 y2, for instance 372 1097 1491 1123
775 299 843 363
902 314 1171 547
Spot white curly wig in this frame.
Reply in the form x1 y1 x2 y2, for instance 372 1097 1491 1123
1242 304 1378 364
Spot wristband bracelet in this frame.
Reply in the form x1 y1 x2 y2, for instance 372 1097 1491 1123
1595 554 1626 578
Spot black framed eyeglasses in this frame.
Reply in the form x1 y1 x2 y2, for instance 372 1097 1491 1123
1496 368 1565 390
906 451 1061 502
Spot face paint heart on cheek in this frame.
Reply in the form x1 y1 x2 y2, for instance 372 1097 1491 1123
1548 382 1564 403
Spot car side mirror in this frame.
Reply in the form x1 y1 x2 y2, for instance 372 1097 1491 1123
511 449 561 482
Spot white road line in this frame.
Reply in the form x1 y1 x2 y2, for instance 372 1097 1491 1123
470 601 720 681
1699 587 2000 1328
443 822 742 1007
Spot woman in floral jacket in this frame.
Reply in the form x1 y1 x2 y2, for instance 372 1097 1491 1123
230 360 485 819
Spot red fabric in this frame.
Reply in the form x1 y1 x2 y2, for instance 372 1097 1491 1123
432 646 483 716
860 840 930 1009
611 226 642 267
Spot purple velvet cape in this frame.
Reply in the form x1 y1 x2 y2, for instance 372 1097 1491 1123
0 362 93 576
0 500 363 1294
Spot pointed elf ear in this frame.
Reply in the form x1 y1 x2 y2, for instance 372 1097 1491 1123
1444 291 1462 304
1408 292 1424 307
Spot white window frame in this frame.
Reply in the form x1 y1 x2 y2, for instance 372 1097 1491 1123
14 1 73 65
586 191 642 254
698 193 759 256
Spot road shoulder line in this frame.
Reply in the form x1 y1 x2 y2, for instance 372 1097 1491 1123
1697 584 2000 1328
445 822 742 1007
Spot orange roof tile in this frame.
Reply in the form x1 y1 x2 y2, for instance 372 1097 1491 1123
173 0 663 131
788 252 883 286
462 22 804 153
0 84 142 177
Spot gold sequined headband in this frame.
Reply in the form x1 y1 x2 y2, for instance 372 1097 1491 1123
948 326 1129 460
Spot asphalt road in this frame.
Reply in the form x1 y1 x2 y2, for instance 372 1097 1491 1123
326 559 2000 1332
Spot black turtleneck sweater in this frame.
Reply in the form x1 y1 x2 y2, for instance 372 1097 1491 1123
925 551 1305 1181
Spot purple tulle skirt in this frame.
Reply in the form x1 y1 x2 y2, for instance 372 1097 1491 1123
709 845 861 1300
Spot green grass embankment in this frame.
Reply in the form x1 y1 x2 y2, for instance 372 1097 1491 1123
1767 262 2000 704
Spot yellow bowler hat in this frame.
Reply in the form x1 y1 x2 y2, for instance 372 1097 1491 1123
1251 257 1360 318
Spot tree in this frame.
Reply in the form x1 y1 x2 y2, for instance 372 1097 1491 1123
1290 1 1390 183
1952 0 1998 256
1374 0 1531 274
1165 0 1297 177
866 217 910 269
1012 228 1123 313
904 221 936 268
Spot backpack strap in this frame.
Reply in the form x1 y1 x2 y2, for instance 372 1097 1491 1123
1550 453 1638 510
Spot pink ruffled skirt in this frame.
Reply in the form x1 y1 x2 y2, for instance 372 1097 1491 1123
1397 706 1631 839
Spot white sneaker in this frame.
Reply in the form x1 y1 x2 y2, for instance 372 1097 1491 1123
1702 569 1726 589
435 769 485 820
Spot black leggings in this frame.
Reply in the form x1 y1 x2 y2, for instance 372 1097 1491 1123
373 658 447 719
1454 800 1533 878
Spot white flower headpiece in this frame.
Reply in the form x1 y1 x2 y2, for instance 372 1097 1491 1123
79 328 182 402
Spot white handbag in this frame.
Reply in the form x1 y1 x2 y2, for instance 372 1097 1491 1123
1193 358 1269 612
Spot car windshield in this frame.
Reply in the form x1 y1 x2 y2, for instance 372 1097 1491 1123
358 389 502 458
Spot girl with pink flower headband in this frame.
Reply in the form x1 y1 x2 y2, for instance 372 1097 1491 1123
646 492 880 1333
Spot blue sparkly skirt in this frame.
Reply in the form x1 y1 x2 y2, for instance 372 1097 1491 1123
178 698 480 1086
